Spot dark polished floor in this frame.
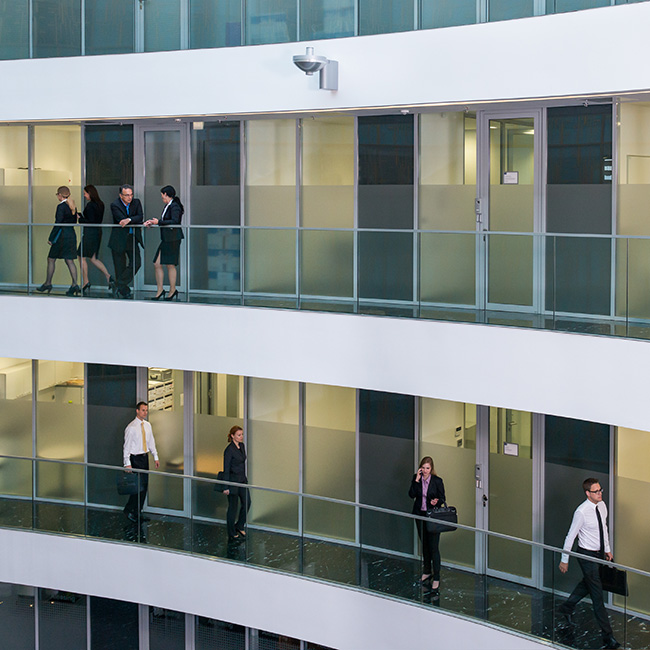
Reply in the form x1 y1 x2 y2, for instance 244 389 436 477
0 497 647 650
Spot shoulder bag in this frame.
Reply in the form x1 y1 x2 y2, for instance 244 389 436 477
426 502 458 534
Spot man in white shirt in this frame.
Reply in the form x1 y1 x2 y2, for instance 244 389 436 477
123 401 160 523
558 478 619 650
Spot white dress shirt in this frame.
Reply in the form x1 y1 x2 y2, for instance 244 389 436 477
561 499 611 564
123 417 159 466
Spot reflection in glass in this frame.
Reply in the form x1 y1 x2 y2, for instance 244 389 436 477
246 0 297 44
359 0 413 34
190 227 241 292
248 378 299 531
85 0 135 55
33 0 81 58
245 120 296 227
39 588 87 650
191 0 242 48
144 0 181 52
300 230 353 298
90 596 138 650
0 1 28 60
359 231 413 301
300 0 355 39
421 0 477 28
488 0 534 21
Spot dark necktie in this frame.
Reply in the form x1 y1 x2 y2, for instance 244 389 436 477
595 505 605 559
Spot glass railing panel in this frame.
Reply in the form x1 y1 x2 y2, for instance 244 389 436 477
302 536 359 585
145 474 190 552
76 224 117 298
546 0 609 12
244 228 297 295
302 494 355 543
419 231 475 306
621 237 650 338
189 227 241 295
299 0 355 39
0 225 28 290
31 224 82 294
420 0 478 29
33 459 84 534
245 0 297 45
488 0 535 21
300 229 354 300
0 456 32 529
487 232 534 308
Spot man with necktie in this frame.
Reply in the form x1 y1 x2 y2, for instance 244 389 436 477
558 478 620 649
123 401 160 523
109 184 144 298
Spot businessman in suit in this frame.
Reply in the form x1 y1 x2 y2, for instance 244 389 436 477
109 184 144 298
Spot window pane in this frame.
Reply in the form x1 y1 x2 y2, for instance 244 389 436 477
0 0 29 60
145 0 181 52
358 115 414 229
488 233 533 307
304 384 355 540
488 0 534 21
191 0 242 48
419 112 476 231
421 0 477 28
191 121 240 225
245 120 296 227
248 378 299 531
196 617 245 650
246 0 297 44
244 229 296 294
190 227 241 292
300 0 355 39
33 0 81 58
39 589 87 650
0 126 29 223
301 115 354 228
300 229 353 298
149 607 184 650
359 0 414 34
36 360 84 502
0 583 35 649
359 231 413 301
90 596 138 650
86 0 134 55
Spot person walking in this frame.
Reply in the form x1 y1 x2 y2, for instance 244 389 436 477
222 425 250 540
558 478 620 650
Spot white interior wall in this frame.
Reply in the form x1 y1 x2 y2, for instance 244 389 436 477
0 5 648 122
0 295 649 432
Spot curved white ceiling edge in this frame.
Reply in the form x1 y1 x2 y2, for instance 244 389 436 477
1 295 649 432
0 3 649 121
0 528 547 650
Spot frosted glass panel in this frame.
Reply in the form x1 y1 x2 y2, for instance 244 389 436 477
489 0 534 20
147 368 184 511
190 228 240 292
244 229 296 294
488 234 533 306
248 379 299 532
419 112 476 231
420 232 475 305
300 230 353 298
301 116 354 228
245 120 296 227
32 224 82 289
0 358 31 458
304 384 355 540
0 126 28 223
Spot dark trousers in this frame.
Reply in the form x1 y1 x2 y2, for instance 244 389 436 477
111 242 141 295
124 453 149 518
561 547 613 636
416 510 441 580
227 486 250 538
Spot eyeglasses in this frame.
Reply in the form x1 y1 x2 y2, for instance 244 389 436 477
588 488 603 494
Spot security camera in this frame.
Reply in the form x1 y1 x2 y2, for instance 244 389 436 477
293 47 328 76
292 47 338 91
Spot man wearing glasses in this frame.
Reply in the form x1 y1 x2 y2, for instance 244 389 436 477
109 184 144 298
558 478 620 649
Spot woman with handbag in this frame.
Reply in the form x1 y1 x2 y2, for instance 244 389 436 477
222 425 250 540
409 456 446 592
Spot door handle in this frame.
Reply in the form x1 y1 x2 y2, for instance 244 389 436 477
482 494 488 507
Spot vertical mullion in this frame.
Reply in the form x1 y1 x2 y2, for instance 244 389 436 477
354 388 360 545
28 125 34 290
139 603 149 650
28 0 34 58
184 370 194 516
531 411 544 588
240 121 246 300
295 119 301 302
180 0 190 49
86 595 92 649
353 116 359 308
80 0 86 55
610 101 619 319
298 382 304 539
135 0 145 52
34 588 40 650
185 613 195 649
413 395 419 557
413 112 419 307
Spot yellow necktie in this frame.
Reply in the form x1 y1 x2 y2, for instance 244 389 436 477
141 422 148 453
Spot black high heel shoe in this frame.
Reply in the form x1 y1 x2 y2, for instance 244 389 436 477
66 284 81 297
82 283 91 296
36 284 52 294
164 290 179 301
151 289 166 301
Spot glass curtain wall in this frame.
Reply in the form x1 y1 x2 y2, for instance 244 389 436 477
0 583 35 649
421 0 478 28
85 0 135 55
0 0 29 60
190 0 242 48
90 596 139 650
33 0 81 58
300 115 355 300
144 0 181 52
244 120 296 295
246 0 297 44
419 112 476 307
300 0 355 39
149 607 185 649
358 0 414 34
488 0 535 20
39 589 87 650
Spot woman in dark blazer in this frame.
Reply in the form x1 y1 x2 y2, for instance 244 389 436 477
222 425 250 540
409 456 446 591
144 184 184 301
37 186 80 296
77 185 114 295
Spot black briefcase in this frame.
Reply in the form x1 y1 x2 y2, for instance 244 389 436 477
116 472 140 496
425 504 458 534
600 564 629 597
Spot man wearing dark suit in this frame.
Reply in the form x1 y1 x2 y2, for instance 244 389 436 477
109 184 144 298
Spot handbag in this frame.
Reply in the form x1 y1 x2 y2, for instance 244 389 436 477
425 503 458 534
116 471 140 496
600 564 629 597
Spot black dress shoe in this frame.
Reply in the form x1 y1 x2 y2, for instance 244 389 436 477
125 511 137 523
602 635 621 649
558 609 575 626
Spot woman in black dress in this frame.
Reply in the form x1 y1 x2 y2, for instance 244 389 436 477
409 456 446 592
144 184 184 301
77 185 114 295
37 186 79 296
222 425 250 540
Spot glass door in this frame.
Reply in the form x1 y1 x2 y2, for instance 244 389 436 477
477 110 543 312
134 124 189 296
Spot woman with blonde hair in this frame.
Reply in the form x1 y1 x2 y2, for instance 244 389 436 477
37 186 80 296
